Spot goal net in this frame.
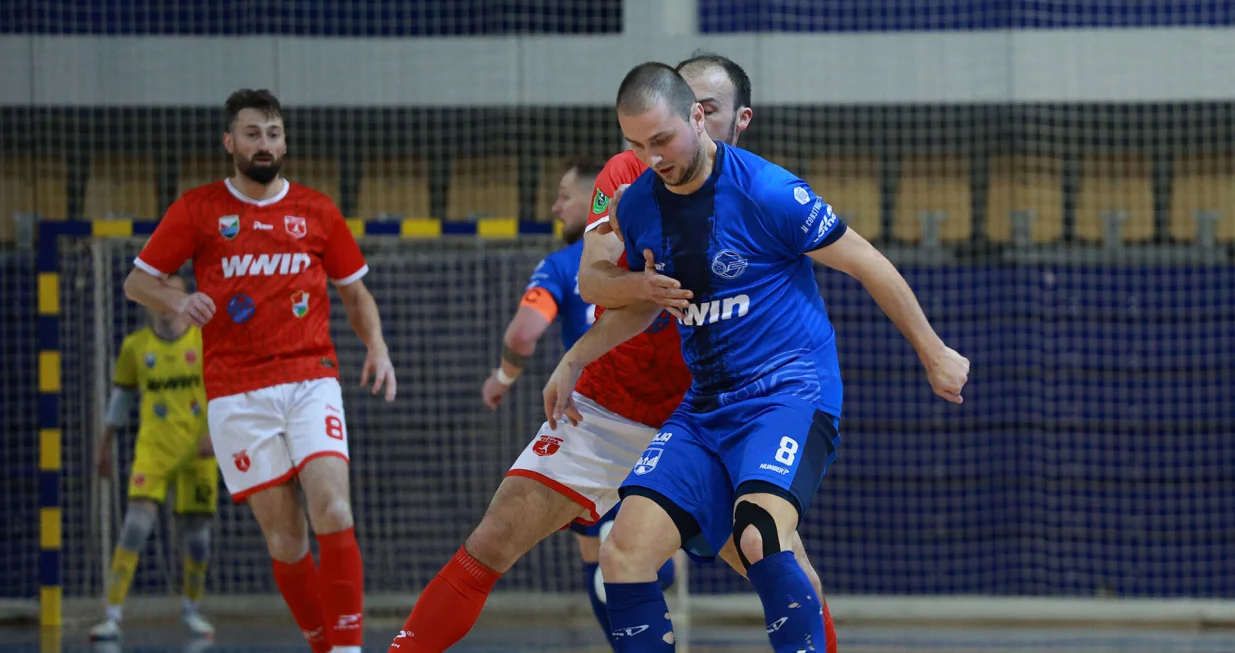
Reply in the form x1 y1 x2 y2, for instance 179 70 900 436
4 0 1235 633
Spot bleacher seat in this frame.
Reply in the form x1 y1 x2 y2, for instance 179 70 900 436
534 157 568 222
0 156 69 241
446 156 519 221
356 157 431 220
283 157 341 207
176 156 232 200
987 155 1064 245
1074 154 1154 243
807 156 882 241
1169 153 1235 245
83 156 159 220
893 155 972 244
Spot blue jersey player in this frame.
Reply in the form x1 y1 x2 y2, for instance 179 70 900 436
549 63 970 653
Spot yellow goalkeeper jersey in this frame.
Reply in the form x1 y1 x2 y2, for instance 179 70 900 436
114 326 208 450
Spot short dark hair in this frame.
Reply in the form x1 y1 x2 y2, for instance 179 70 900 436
676 51 753 110
615 62 697 121
225 89 284 130
563 156 606 184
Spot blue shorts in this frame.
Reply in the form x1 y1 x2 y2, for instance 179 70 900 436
619 394 841 561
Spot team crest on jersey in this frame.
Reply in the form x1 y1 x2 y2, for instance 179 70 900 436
711 249 748 279
153 402 168 419
285 216 307 239
291 290 310 318
190 399 202 416
532 434 563 457
227 294 255 324
218 215 240 240
591 188 609 215
144 352 157 368
793 187 810 205
184 349 198 365
632 449 661 475
233 450 251 473
132 474 146 488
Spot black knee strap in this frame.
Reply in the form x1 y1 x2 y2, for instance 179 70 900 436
733 501 780 571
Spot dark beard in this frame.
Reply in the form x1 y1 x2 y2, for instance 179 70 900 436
237 155 282 185
561 221 586 245
664 145 707 188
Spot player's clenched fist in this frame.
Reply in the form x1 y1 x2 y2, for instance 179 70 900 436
923 345 970 404
176 292 216 327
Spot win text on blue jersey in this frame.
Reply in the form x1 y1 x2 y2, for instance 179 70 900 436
617 143 848 417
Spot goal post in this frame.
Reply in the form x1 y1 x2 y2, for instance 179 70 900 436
18 218 1235 633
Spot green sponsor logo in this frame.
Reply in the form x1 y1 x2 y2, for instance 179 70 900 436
591 188 609 215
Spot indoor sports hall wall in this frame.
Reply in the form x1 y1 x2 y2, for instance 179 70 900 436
3 0 1235 616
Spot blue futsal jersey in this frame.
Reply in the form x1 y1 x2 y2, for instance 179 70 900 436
616 143 848 559
523 240 595 350
619 143 846 417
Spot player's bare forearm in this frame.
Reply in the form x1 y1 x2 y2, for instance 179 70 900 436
562 302 661 369
336 279 387 353
500 306 552 378
809 229 945 358
579 260 649 308
123 269 188 313
578 230 638 308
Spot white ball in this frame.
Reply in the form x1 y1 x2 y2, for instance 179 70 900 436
593 563 607 604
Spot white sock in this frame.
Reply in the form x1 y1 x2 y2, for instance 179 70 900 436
331 647 362 653
105 605 123 623
182 597 199 615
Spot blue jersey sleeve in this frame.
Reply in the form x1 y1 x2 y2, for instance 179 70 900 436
526 255 567 306
752 166 848 258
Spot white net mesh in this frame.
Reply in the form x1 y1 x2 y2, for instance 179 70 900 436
3 0 1235 631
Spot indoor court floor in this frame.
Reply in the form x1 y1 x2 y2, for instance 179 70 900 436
7 624 1235 653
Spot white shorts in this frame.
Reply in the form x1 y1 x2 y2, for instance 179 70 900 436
208 378 350 502
506 392 655 526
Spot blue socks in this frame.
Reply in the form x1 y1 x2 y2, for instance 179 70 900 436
603 581 675 652
747 550 826 653
583 562 618 649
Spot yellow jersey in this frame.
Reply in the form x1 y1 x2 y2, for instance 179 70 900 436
113 326 208 455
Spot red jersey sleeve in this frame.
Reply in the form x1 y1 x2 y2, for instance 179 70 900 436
586 151 647 232
321 200 368 285
135 199 197 277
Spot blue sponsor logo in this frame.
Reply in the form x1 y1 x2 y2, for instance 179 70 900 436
227 294 255 324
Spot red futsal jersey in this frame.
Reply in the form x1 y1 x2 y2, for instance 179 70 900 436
135 179 369 400
574 150 693 428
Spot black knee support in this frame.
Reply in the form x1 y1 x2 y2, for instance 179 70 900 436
733 501 780 571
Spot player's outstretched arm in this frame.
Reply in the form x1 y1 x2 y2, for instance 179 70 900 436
579 229 693 313
335 278 397 402
483 303 555 409
808 229 970 403
543 302 662 428
123 270 215 327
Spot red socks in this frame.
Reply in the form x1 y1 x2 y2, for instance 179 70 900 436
318 526 366 647
272 553 332 653
387 545 502 652
822 596 838 653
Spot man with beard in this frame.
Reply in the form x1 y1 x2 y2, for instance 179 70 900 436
386 54 837 653
123 89 397 653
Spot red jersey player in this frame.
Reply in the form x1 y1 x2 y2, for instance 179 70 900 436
388 54 834 653
124 89 395 653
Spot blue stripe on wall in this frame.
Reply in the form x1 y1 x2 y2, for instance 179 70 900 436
699 0 1235 33
2 0 622 36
